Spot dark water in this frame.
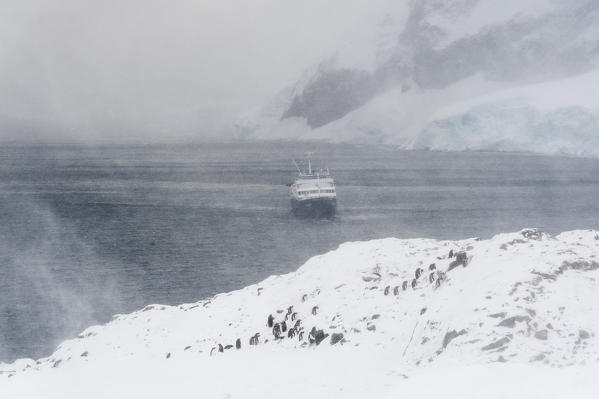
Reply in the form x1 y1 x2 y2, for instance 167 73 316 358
1 141 599 362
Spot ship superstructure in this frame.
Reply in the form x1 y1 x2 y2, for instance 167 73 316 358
290 155 337 218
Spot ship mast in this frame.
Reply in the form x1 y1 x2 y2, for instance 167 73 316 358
305 152 313 175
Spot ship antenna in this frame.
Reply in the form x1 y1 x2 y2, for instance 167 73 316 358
292 159 301 174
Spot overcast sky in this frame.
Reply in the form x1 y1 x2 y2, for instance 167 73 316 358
0 0 383 142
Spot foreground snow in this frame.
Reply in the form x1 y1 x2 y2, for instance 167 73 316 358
2 229 599 398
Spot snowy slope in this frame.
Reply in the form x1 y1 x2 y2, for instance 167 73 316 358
2 228 599 398
238 0 599 157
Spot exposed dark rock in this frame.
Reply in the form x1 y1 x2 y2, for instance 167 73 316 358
448 251 469 271
367 324 376 332
534 330 548 340
521 229 543 240
372 314 381 320
482 336 511 351
530 353 546 362
330 333 345 345
561 260 599 272
498 315 531 328
442 329 467 348
309 328 329 345
282 68 380 128
488 312 507 319
579 329 590 339
166 352 171 359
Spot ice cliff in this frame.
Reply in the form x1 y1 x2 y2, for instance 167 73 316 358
237 0 599 157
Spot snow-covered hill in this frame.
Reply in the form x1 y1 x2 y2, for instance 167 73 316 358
2 228 599 398
237 0 599 157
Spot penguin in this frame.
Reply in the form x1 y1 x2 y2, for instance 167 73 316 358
393 286 399 295
429 263 436 271
291 312 297 321
224 345 233 350
210 347 216 356
312 306 319 315
402 280 408 291
301 294 308 302
435 273 445 289
273 323 281 339
411 279 417 289
218 344 224 353
287 328 296 338
415 268 423 279
299 331 304 341
449 249 454 258
429 272 435 283
287 305 294 314
294 319 302 329
284 313 290 322
267 314 274 328
166 352 171 359
235 338 241 349
249 333 260 345
281 321 287 333
384 285 390 295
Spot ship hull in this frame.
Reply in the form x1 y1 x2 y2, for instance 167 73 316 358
291 197 337 219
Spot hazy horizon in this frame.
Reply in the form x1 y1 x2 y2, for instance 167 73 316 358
0 0 385 143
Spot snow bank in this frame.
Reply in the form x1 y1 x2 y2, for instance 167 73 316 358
2 229 599 398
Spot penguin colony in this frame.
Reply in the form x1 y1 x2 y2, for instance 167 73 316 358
209 249 467 356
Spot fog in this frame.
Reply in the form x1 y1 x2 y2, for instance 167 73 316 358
0 0 382 142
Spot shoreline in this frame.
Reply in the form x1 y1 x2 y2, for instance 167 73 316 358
2 228 599 397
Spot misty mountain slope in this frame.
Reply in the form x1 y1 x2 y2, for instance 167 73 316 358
238 0 599 156
2 229 599 398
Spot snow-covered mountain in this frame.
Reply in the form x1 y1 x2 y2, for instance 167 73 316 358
237 0 599 157
2 228 599 398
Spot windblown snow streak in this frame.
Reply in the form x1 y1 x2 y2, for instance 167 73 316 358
2 229 599 398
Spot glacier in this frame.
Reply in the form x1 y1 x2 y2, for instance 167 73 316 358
237 0 599 157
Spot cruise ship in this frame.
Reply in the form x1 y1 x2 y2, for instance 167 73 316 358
290 155 337 218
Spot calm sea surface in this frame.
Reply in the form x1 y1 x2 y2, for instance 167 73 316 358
1 142 598 361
